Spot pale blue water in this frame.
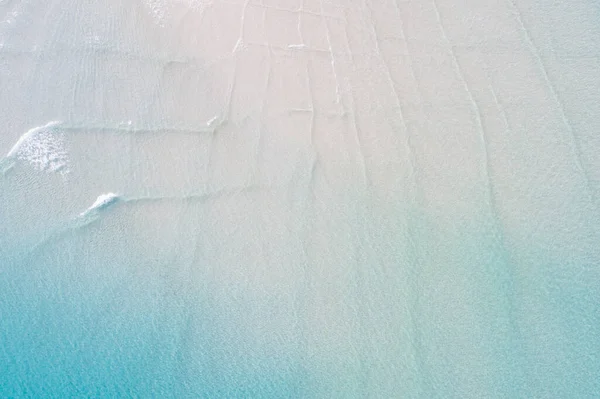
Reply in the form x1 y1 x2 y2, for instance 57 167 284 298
1 0 600 398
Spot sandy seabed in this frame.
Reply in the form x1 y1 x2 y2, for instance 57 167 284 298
1 0 599 397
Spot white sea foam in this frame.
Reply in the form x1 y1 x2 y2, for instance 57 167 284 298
4 121 68 174
206 115 219 127
80 193 121 217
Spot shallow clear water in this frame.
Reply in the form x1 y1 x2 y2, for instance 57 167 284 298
1 0 600 397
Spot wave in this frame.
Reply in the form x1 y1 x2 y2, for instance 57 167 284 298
79 193 121 217
1 121 68 175
15 192 122 260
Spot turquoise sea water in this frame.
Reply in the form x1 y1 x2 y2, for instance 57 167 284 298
1 0 600 397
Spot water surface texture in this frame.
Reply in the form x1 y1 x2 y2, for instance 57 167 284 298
1 0 600 397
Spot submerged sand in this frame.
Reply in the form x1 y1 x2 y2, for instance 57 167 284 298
1 0 599 397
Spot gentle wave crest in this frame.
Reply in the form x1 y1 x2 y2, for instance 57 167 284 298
79 193 121 217
2 121 68 174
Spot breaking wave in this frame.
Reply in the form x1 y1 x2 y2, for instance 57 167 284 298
79 193 122 217
2 121 68 175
